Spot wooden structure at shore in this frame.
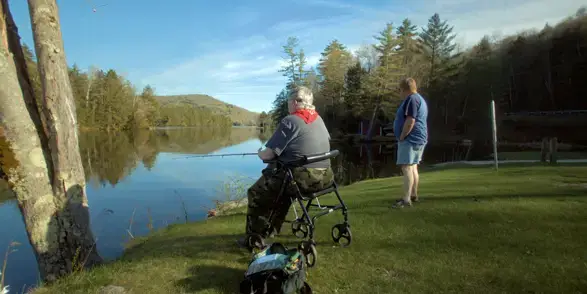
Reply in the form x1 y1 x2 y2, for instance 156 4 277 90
500 110 587 164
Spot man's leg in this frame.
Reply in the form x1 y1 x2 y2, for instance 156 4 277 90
394 141 414 207
243 171 284 240
401 164 415 203
411 165 419 201
411 144 425 202
269 187 294 236
271 167 333 233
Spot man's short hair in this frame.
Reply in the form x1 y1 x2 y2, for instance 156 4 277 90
399 78 418 93
289 86 315 109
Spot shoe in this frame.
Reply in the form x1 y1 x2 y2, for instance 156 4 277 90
411 196 420 202
237 233 271 249
392 199 412 208
236 237 248 249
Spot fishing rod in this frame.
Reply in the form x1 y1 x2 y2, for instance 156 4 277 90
173 152 258 160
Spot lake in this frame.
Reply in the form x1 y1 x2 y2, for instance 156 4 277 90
0 127 471 291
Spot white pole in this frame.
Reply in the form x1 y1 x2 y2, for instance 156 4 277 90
490 100 498 170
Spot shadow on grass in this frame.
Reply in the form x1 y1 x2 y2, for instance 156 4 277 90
122 226 306 262
120 227 311 292
176 264 244 294
122 233 248 261
358 186 587 204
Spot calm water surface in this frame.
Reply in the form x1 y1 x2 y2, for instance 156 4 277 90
0 127 470 291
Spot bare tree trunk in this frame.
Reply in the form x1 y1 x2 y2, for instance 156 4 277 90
544 52 555 109
444 97 449 125
28 0 86 194
1 0 102 283
0 0 63 283
2 0 49 143
366 101 380 140
509 65 516 110
461 86 469 118
85 67 95 109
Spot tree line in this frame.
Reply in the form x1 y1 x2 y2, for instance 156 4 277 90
268 8 587 141
22 45 232 131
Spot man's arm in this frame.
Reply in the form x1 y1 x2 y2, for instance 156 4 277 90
399 96 419 141
262 117 299 160
399 117 415 141
257 147 276 161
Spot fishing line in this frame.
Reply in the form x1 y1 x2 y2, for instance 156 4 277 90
172 152 258 160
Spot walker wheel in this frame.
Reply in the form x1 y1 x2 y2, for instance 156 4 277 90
298 240 317 268
246 233 266 251
331 223 352 247
291 220 309 239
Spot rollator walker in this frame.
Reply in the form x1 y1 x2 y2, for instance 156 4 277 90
244 149 352 268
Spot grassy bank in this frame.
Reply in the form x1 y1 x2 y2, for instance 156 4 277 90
32 164 587 293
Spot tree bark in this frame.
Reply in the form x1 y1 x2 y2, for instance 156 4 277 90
1 0 61 281
1 0 49 147
27 0 84 193
1 0 102 283
27 0 102 278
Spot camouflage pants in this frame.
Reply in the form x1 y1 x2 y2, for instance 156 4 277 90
246 166 334 238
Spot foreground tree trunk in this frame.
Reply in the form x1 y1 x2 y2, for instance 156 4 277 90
0 0 102 283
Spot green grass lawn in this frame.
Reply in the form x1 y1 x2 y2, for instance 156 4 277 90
32 165 587 293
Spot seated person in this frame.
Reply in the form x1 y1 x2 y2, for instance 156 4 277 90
238 86 334 247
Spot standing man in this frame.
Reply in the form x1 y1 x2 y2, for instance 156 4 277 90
392 78 428 208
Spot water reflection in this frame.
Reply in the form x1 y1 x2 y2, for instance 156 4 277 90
78 127 262 186
329 142 472 186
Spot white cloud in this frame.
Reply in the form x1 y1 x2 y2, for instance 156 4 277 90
306 54 321 68
139 0 581 113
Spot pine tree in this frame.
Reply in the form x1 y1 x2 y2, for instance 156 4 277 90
297 48 309 85
344 60 368 116
397 18 417 40
271 89 289 125
278 36 306 88
395 18 423 79
419 13 457 83
373 23 400 68
364 23 403 138
271 36 310 124
317 39 353 124
367 22 402 100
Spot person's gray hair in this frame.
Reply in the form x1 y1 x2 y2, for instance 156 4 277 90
288 86 315 110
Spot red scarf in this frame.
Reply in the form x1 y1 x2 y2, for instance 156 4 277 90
293 109 319 124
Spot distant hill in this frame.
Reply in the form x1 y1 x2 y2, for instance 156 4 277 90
155 94 260 126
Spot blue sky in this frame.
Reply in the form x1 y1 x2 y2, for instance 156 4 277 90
9 0 581 113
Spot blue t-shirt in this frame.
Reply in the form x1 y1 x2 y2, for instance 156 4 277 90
393 93 428 145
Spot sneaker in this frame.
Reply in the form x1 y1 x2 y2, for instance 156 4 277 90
392 199 412 208
411 196 420 202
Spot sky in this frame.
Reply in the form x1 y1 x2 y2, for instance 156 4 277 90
9 0 583 113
